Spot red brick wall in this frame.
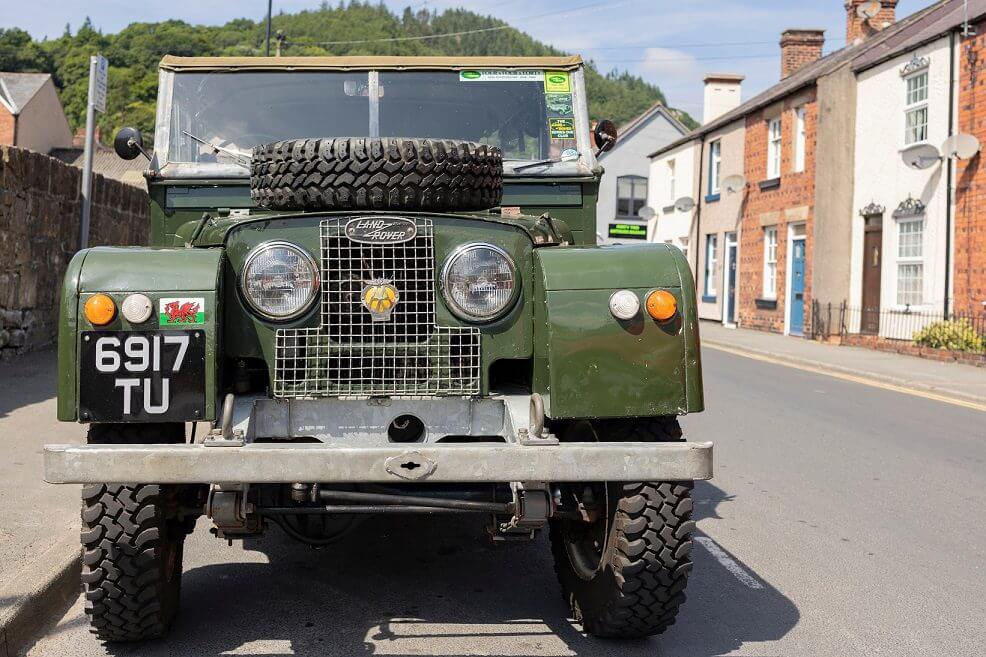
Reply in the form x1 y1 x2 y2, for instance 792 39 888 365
738 89 817 334
0 108 14 145
955 22 986 316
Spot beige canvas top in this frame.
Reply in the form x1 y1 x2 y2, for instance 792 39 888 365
159 55 584 72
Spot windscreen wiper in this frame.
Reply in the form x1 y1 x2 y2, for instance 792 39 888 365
181 130 252 166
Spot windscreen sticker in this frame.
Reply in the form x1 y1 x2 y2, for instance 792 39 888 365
459 69 545 82
548 117 576 140
608 223 648 240
544 71 571 93
545 92 574 117
159 297 205 325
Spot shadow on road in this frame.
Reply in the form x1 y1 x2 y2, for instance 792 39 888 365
80 479 798 657
0 349 58 420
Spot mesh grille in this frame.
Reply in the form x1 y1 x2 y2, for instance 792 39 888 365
273 218 481 398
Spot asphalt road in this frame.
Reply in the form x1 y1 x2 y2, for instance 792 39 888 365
24 348 986 656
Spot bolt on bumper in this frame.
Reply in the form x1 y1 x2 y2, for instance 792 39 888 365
43 441 713 484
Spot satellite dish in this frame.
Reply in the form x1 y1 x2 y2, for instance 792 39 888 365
901 144 941 170
722 174 747 194
942 134 981 160
674 196 696 213
857 0 881 19
638 206 656 221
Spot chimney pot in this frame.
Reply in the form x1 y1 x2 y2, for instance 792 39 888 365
780 29 825 79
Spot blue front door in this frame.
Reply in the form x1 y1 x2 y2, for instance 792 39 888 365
790 238 806 336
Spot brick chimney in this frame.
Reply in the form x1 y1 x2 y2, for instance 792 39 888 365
703 74 744 123
845 0 897 45
780 29 825 79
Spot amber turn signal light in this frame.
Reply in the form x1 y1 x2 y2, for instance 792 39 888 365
84 293 116 326
645 290 677 322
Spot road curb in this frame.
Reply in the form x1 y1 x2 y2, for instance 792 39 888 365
703 339 986 409
0 536 79 657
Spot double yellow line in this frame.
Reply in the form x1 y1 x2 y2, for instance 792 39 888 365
704 342 986 413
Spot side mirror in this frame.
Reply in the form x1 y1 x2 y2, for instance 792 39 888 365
114 127 149 161
593 119 618 154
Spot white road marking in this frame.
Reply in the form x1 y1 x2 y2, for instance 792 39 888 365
695 536 764 589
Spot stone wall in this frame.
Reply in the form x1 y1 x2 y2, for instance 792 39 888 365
0 146 148 357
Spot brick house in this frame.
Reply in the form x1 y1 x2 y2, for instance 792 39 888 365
0 72 73 154
647 0 955 336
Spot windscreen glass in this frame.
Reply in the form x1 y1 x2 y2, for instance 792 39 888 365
167 70 579 165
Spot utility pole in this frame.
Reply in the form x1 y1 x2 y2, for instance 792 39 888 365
79 54 107 250
265 0 273 56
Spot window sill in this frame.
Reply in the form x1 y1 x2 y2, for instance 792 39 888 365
705 193 721 203
758 178 781 191
702 295 717 303
755 298 778 310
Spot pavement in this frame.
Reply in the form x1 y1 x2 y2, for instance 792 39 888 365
700 320 986 407
19 347 986 656
0 350 83 657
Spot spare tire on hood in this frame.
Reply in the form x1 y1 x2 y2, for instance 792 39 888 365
250 137 503 212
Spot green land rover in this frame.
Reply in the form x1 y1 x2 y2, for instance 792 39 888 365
43 55 711 642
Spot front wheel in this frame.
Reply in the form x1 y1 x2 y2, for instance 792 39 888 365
549 419 696 638
81 424 188 642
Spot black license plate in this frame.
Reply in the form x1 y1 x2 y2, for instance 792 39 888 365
79 330 206 422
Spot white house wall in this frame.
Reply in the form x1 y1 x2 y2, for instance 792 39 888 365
647 140 700 264
597 111 687 244
850 37 951 339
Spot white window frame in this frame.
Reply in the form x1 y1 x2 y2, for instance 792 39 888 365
708 140 722 196
763 226 778 298
904 70 929 146
616 175 647 219
767 117 782 179
793 107 806 173
704 234 717 297
895 218 925 307
667 159 676 205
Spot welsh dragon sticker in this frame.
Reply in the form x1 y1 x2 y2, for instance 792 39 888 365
159 297 205 325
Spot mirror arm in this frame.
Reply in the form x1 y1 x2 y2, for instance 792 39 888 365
130 138 151 162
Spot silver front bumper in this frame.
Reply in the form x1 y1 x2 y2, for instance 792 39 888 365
43 441 713 484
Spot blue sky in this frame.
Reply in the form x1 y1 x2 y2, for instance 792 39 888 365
3 0 933 119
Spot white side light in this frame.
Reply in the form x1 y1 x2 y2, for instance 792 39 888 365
609 290 640 320
121 294 153 324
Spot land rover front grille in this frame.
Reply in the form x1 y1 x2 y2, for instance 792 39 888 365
273 218 481 398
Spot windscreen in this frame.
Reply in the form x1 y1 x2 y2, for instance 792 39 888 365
167 70 580 165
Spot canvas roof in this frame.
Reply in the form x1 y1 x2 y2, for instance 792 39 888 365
0 72 51 114
648 0 947 159
159 55 583 72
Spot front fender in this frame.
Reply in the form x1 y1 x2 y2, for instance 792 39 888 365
57 247 224 422
532 243 703 419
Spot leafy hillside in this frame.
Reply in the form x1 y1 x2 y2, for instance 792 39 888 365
0 1 696 140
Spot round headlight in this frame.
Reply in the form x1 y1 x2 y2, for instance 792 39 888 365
440 243 519 322
240 242 319 320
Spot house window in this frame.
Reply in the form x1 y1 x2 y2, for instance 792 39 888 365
793 107 806 172
763 227 778 298
667 160 676 204
617 175 647 218
679 237 689 259
708 140 722 196
896 219 924 305
904 71 928 145
704 234 718 297
767 117 782 179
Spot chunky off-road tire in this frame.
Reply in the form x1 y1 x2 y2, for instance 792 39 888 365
250 137 503 212
550 418 695 639
81 424 187 642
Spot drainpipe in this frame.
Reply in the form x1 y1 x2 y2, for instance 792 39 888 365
693 139 706 282
944 30 956 317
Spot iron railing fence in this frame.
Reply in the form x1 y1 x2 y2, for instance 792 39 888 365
834 301 986 354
